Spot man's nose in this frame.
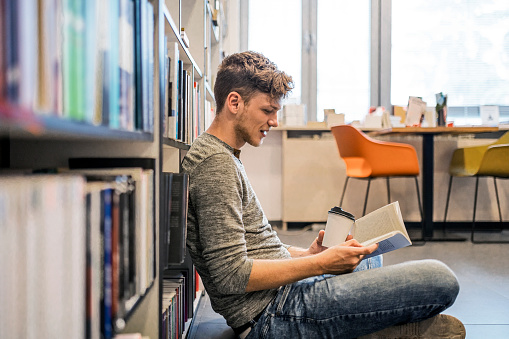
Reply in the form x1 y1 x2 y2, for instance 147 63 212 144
268 112 279 127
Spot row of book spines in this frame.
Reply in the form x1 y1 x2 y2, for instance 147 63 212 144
163 43 204 144
0 0 153 133
162 276 188 339
0 172 154 339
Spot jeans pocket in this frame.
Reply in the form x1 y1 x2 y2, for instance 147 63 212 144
274 284 291 316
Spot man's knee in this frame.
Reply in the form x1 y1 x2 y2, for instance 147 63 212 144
411 259 460 305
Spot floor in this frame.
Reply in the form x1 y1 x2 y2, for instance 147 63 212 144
187 227 509 339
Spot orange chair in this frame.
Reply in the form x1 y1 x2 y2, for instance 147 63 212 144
331 125 423 220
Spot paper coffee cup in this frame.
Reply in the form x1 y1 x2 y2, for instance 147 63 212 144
322 207 355 247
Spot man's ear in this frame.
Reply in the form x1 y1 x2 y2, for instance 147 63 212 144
226 92 242 114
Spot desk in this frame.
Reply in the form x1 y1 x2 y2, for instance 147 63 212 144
374 127 499 240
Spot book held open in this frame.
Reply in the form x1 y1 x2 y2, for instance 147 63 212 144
322 202 412 258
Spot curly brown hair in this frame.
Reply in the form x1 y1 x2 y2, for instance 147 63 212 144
213 51 294 112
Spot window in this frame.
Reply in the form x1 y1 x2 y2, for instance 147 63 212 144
248 0 302 105
391 0 509 124
247 1 509 124
317 1 371 122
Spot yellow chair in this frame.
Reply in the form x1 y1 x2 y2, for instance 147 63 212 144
443 131 509 243
330 125 423 224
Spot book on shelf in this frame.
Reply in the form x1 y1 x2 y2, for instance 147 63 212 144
162 38 169 138
62 0 87 122
36 0 63 115
146 1 154 133
165 253 196 320
162 273 187 339
322 201 412 258
108 0 121 129
134 0 154 133
68 158 156 297
193 81 201 140
167 41 179 139
163 172 189 266
177 60 184 141
0 175 87 339
0 0 146 131
118 0 136 131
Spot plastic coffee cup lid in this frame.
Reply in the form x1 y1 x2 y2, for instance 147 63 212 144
328 206 355 220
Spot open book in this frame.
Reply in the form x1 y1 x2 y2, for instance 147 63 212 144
324 201 412 258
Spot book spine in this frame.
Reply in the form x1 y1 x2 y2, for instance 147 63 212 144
62 0 86 121
102 188 114 339
108 0 120 129
146 1 154 133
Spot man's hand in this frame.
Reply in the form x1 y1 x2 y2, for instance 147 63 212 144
306 230 328 255
315 238 379 275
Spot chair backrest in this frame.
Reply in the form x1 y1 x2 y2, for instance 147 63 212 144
477 144 509 178
449 131 509 176
494 131 509 145
330 125 420 178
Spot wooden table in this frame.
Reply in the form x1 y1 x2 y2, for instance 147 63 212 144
372 126 500 240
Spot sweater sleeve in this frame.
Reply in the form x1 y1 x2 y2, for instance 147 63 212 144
189 153 253 295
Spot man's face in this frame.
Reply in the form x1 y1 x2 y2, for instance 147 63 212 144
234 92 281 147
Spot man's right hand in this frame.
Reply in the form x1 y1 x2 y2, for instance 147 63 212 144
316 239 379 275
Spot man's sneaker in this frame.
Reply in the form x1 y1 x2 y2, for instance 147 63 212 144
358 314 466 339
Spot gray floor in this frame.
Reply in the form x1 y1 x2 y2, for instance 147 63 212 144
187 228 509 339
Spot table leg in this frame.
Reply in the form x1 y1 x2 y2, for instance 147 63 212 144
422 134 434 239
421 134 466 241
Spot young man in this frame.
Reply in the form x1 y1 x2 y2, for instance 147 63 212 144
181 51 466 338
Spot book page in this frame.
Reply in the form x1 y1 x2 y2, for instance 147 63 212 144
352 202 410 244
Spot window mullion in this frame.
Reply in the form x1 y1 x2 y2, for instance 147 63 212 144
302 0 317 121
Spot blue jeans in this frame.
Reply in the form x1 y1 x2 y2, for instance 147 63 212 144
245 257 460 338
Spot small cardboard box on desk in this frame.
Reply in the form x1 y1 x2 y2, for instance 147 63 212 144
281 104 307 126
324 109 345 128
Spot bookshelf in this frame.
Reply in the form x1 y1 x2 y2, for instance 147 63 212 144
0 0 225 338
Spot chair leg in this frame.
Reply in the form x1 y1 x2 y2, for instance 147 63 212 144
414 177 424 221
363 178 371 216
493 177 503 227
386 177 391 204
340 176 350 207
471 176 509 244
471 176 480 243
414 176 425 242
443 176 454 231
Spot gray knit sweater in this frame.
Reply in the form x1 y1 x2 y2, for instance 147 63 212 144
181 133 291 328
